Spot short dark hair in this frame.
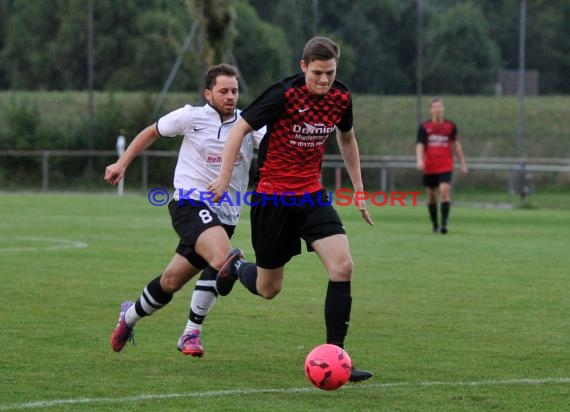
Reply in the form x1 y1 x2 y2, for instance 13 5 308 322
302 36 340 64
204 63 239 90
430 97 443 107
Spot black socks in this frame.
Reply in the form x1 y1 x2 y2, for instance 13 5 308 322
325 280 352 349
428 202 438 229
237 262 259 295
134 275 173 318
441 201 450 228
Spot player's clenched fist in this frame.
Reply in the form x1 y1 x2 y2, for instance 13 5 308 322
104 163 125 185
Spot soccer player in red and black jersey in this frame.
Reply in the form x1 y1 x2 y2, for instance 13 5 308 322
208 36 374 383
416 98 468 234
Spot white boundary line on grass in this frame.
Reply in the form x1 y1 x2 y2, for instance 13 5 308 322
1 377 569 411
0 237 88 254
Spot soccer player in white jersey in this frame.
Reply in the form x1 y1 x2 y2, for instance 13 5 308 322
104 64 263 356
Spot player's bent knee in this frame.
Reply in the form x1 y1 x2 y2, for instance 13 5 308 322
258 286 281 300
328 258 353 282
160 278 181 293
160 272 189 293
209 255 229 271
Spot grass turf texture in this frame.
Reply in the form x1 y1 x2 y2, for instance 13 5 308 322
0 193 568 411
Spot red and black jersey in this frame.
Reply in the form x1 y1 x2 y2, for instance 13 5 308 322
416 119 458 174
241 73 353 194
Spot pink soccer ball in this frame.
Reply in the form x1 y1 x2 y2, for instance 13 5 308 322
304 344 352 390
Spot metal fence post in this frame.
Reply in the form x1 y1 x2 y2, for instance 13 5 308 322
142 152 148 194
116 135 126 196
42 151 50 192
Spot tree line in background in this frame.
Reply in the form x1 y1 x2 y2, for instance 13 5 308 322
0 0 569 96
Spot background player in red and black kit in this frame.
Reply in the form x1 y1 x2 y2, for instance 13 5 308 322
416 97 468 234
209 36 374 382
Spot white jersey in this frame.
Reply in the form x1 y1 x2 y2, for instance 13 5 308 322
156 103 264 225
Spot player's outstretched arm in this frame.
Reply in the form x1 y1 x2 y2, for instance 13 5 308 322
336 128 374 226
104 124 160 185
209 117 253 202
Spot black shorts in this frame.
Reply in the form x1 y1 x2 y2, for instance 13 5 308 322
423 171 452 188
168 199 235 269
250 190 346 269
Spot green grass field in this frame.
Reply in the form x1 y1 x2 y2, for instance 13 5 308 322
1 193 569 411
